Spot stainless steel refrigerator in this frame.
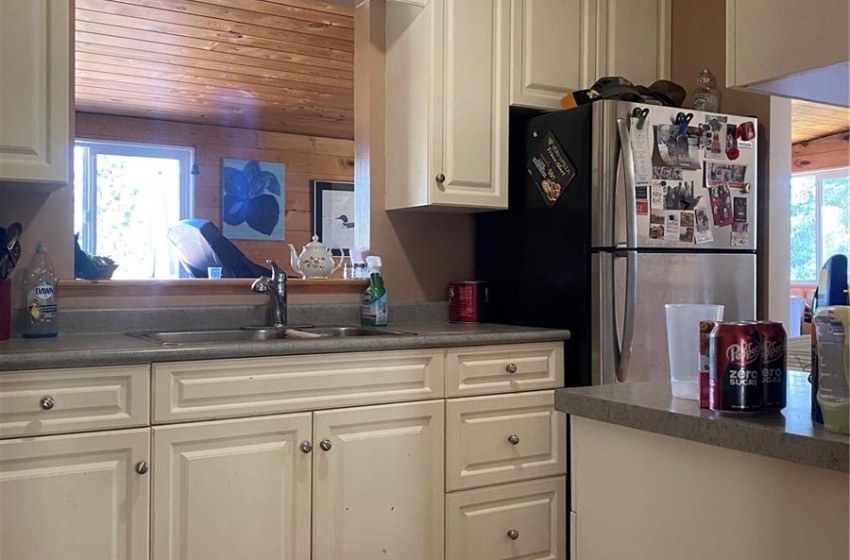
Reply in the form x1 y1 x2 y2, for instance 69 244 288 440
476 100 758 386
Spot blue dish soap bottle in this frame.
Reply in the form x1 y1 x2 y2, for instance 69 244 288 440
23 243 58 338
361 256 388 327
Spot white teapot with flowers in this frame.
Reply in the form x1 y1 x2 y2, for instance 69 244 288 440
288 235 342 278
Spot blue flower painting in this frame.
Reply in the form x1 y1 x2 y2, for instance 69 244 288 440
221 159 285 240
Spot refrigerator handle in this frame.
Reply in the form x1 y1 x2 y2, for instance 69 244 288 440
614 249 638 383
616 118 639 249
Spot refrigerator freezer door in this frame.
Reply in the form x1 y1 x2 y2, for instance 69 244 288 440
612 251 756 384
614 102 758 251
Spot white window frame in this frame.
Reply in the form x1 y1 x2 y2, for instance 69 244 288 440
790 165 849 285
74 139 194 255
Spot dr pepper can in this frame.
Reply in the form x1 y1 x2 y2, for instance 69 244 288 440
709 322 762 414
756 320 787 410
448 281 488 323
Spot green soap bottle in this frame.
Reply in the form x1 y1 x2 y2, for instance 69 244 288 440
361 256 388 327
815 306 849 435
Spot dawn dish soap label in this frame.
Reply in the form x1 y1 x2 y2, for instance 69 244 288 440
28 282 57 320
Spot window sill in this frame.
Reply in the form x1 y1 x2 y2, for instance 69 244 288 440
57 278 370 298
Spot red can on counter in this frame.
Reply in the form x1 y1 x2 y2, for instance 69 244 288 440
448 281 488 323
709 322 762 414
756 320 787 410
698 320 718 409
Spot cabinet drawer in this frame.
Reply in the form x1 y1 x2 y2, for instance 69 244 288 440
446 390 566 491
446 342 563 397
153 349 444 423
0 365 150 438
446 476 566 560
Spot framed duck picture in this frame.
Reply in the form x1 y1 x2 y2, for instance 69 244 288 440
312 180 355 256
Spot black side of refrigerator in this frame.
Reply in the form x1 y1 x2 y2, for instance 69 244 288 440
475 105 595 387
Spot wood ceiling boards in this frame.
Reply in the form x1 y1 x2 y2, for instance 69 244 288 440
791 99 850 144
74 0 355 140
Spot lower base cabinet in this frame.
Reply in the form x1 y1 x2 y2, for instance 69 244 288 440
446 476 566 560
0 429 150 560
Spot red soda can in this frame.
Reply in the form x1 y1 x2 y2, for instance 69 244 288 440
448 281 488 323
709 322 762 414
756 321 787 410
698 321 717 409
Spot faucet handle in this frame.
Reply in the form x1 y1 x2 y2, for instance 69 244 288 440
266 260 286 283
251 277 269 293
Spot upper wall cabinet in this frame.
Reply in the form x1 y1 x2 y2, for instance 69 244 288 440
726 0 849 106
509 0 671 111
510 0 592 110
386 0 510 211
0 0 71 186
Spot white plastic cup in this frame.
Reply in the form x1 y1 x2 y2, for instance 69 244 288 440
207 266 223 279
664 304 724 400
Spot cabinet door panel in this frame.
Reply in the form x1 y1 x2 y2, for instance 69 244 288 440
596 0 671 85
152 414 312 560
313 400 445 560
0 429 150 560
510 0 588 109
433 0 509 208
0 0 70 183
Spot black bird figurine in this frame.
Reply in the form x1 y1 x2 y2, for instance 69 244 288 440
335 215 355 229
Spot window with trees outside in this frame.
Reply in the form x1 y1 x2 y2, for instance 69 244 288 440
73 140 194 280
789 167 850 283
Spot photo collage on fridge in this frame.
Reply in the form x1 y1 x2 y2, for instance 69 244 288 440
628 108 757 248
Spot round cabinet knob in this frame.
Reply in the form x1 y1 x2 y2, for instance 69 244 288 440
507 529 520 540
435 173 446 183
507 434 520 445
319 439 333 452
505 363 518 374
40 397 55 410
300 441 313 454
135 461 149 475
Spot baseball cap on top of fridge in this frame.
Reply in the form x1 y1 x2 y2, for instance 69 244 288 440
560 77 686 109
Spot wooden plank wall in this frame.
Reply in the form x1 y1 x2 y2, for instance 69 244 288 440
792 130 850 173
75 112 354 270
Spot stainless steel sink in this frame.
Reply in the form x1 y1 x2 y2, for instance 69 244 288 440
296 326 414 337
129 325 414 345
129 328 292 345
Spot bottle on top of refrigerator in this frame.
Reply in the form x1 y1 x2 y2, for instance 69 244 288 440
23 243 58 338
361 256 388 326
689 69 721 112
815 306 849 435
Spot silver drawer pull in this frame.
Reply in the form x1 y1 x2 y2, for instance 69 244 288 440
505 363 518 374
135 461 149 475
507 434 520 445
40 397 55 410
507 529 519 540
319 439 333 452
300 441 313 454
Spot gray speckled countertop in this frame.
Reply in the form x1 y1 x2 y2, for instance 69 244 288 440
0 323 570 372
556 371 849 473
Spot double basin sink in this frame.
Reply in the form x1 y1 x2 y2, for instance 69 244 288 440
130 325 415 345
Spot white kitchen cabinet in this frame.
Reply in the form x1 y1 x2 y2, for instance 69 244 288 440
726 0 849 106
313 400 445 560
385 0 510 210
446 476 567 560
152 413 312 560
0 0 71 185
571 416 850 560
0 428 150 560
595 0 671 86
510 0 592 109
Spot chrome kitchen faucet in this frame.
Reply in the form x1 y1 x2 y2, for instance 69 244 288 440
251 260 288 327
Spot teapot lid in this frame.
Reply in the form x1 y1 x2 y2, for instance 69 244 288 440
305 235 326 249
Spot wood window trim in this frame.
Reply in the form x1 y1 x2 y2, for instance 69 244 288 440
58 278 370 298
